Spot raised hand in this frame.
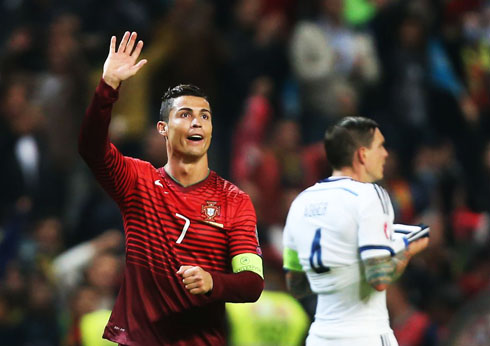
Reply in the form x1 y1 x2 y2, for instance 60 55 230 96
102 31 147 89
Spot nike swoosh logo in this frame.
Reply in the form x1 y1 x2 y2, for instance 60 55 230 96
154 180 163 187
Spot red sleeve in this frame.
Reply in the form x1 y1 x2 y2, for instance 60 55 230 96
228 193 261 257
208 271 263 303
78 79 138 203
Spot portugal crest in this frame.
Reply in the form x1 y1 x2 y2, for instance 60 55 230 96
201 201 221 221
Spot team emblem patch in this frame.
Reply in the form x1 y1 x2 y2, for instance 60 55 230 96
201 201 221 221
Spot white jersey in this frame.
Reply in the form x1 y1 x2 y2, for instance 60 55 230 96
283 176 405 340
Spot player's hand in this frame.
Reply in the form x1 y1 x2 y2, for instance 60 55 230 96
407 237 429 257
177 266 213 295
102 31 147 89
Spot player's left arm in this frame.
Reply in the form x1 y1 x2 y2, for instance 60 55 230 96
178 193 264 302
360 185 429 291
282 198 313 299
285 270 312 299
177 262 263 302
177 254 264 302
363 237 429 291
283 242 312 299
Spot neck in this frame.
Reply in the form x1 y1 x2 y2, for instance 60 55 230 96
164 154 209 187
332 167 366 182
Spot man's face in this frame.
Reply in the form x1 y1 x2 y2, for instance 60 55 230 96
160 95 212 160
363 128 388 182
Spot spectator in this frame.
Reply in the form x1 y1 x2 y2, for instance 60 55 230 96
290 0 379 140
387 283 435 346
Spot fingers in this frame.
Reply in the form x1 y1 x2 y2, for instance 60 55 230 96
125 32 138 54
118 31 130 53
183 281 201 290
182 273 201 285
177 265 193 276
180 266 200 279
189 287 206 295
113 31 143 56
131 40 144 59
408 237 429 256
183 277 207 295
180 267 202 290
177 266 212 295
109 36 116 54
129 59 147 75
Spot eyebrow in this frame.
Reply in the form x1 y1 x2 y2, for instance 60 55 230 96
177 107 212 114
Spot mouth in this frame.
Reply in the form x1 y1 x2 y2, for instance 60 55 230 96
187 134 204 142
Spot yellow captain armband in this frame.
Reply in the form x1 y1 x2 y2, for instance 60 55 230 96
283 247 303 272
231 253 264 279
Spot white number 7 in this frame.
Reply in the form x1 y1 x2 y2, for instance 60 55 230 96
175 213 190 244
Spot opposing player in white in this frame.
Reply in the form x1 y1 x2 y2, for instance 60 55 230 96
283 117 429 346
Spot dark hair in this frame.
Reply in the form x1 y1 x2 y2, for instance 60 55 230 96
324 116 379 169
159 84 208 122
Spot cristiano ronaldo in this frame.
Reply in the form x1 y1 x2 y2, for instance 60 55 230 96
79 31 264 345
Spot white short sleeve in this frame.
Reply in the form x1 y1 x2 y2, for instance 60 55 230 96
283 199 300 252
358 184 405 260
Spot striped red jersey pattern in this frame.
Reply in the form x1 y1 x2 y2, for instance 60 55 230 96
79 80 260 345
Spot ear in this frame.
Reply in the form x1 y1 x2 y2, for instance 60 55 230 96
357 147 367 165
157 121 168 138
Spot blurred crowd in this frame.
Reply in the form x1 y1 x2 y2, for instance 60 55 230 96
0 0 489 345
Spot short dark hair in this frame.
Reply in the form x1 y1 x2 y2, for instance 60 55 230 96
159 84 208 122
324 116 379 169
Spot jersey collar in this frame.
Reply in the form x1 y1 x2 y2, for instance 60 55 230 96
319 176 354 183
159 167 213 192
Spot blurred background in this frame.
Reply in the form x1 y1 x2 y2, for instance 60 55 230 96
0 0 489 345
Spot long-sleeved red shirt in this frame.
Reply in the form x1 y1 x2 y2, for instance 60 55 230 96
79 79 264 345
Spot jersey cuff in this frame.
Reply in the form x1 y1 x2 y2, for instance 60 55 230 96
231 253 263 279
96 78 120 104
283 247 303 272
359 237 408 259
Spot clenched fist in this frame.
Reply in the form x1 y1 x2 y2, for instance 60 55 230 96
177 265 213 295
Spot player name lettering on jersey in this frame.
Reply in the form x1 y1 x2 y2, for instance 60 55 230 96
304 202 328 217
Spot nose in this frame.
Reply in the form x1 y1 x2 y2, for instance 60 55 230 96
191 116 202 128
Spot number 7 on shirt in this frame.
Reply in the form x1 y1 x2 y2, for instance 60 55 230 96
175 213 190 244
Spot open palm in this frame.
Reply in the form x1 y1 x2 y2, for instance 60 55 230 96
102 31 147 89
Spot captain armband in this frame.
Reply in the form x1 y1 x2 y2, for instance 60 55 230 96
283 247 303 272
232 253 264 279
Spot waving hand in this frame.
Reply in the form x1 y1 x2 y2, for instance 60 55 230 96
102 31 147 89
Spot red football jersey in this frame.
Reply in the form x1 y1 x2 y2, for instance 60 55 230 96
80 81 261 345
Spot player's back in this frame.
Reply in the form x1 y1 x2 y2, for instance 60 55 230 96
283 177 393 338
